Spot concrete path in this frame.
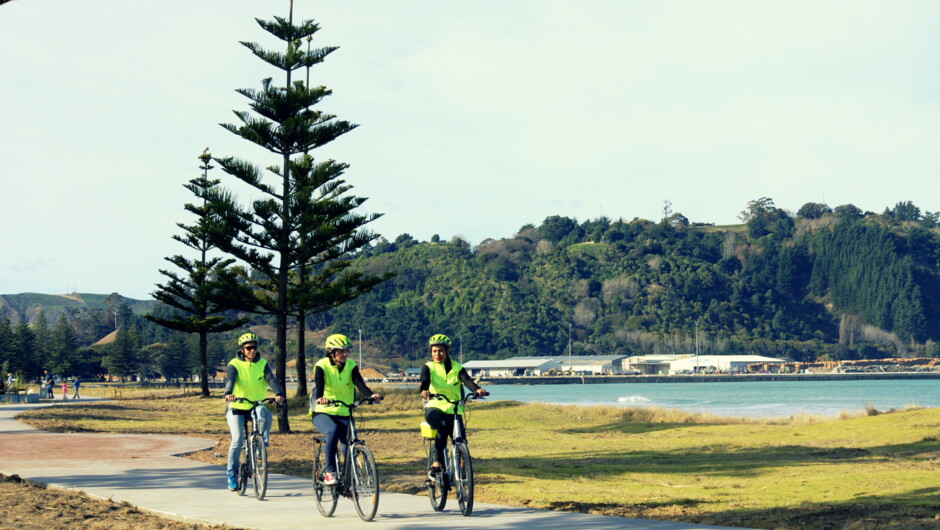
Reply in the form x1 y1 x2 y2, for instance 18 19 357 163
0 400 747 529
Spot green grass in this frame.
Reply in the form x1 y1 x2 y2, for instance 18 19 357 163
16 387 940 528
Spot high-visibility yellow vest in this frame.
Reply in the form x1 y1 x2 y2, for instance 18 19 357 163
425 360 464 414
314 357 357 417
228 356 269 411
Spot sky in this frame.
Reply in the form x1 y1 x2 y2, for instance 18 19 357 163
2 1 939 299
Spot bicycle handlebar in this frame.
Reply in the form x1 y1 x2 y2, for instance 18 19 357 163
233 397 283 409
425 392 488 405
322 397 380 409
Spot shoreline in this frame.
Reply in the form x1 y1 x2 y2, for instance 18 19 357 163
477 372 940 385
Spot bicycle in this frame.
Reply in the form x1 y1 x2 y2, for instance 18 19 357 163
312 397 381 522
422 392 485 516
233 397 278 500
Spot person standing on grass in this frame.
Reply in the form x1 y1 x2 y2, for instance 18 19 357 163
223 332 285 491
61 379 68 400
419 334 488 473
72 376 81 399
311 334 382 486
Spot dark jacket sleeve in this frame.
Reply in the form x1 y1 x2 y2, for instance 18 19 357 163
263 362 284 397
223 365 237 395
418 364 431 392
351 367 373 396
458 368 482 393
314 365 325 400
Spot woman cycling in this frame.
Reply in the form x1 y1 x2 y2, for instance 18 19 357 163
223 332 285 491
419 334 488 473
312 333 382 485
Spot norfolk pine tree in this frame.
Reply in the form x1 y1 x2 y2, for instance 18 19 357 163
208 5 386 432
146 149 253 397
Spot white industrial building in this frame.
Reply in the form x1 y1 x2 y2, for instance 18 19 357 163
624 355 684 375
667 355 785 374
462 358 561 377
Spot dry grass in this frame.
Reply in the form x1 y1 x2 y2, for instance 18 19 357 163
15 386 940 529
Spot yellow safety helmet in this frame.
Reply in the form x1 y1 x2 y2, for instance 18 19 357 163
324 334 351 351
238 332 259 347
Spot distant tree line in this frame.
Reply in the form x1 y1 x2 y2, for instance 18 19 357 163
318 199 940 365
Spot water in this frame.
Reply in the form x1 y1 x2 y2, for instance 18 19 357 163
485 378 940 419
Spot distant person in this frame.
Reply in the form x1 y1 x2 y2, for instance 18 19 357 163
5 372 13 389
42 370 54 399
311 334 382 485
223 332 285 491
419 334 488 473
61 379 68 400
72 376 81 399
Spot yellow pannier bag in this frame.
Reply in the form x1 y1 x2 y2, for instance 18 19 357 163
420 421 437 439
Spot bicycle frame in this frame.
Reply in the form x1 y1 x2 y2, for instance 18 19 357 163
313 397 380 521
233 397 276 500
424 392 485 516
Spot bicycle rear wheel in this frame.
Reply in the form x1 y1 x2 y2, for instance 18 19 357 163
251 434 268 500
454 443 474 516
351 445 380 522
425 440 446 512
313 439 338 517
237 439 250 496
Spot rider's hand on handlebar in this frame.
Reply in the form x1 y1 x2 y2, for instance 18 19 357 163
475 388 489 397
317 397 329 405
225 394 236 402
371 393 383 403
421 390 429 400
275 395 285 405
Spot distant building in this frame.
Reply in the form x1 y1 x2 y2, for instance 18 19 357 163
668 355 785 374
505 355 628 374
463 358 561 377
624 355 683 375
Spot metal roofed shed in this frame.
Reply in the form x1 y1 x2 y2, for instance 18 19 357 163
462 358 561 378
668 355 786 374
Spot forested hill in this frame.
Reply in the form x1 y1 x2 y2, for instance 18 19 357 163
322 200 940 363
5 200 940 367
0 293 154 345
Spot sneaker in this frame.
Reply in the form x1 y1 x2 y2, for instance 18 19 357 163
323 472 337 485
227 474 238 491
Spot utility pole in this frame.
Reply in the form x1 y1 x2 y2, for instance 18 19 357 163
358 329 362 368
568 322 572 368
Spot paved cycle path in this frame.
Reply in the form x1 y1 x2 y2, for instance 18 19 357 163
0 400 746 529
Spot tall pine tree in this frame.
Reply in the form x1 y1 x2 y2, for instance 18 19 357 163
208 3 386 432
147 149 253 397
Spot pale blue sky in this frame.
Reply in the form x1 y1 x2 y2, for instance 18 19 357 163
2 0 939 299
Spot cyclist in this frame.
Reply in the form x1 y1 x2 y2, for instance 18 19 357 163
223 332 285 491
311 333 382 486
419 334 488 473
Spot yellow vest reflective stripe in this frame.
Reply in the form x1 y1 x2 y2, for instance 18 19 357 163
229 357 269 411
314 357 356 416
426 360 464 415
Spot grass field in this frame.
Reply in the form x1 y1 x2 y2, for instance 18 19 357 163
16 385 940 528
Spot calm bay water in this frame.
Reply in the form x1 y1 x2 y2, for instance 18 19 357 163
485 378 940 419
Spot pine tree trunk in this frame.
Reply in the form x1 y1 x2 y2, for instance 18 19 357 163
198 331 209 397
295 310 308 397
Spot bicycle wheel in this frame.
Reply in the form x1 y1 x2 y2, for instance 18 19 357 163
454 443 474 516
251 434 268 500
425 439 447 511
313 440 338 517
351 445 380 522
237 439 250 496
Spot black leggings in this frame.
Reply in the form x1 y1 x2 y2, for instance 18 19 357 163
424 408 463 466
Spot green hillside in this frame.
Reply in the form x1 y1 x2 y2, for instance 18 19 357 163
0 293 154 326
321 201 940 364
